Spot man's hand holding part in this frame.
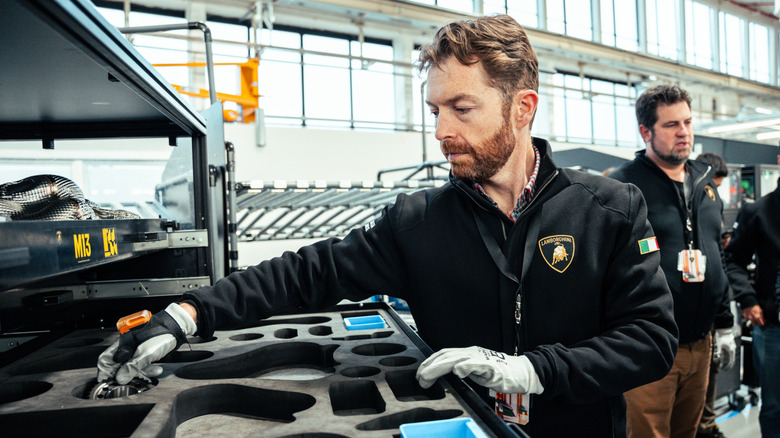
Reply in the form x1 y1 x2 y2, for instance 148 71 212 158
97 303 197 384
715 328 737 371
416 346 544 395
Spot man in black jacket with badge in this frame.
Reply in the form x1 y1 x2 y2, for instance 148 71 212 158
609 84 735 438
97 15 677 437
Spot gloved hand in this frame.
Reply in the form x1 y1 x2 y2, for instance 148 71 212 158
715 328 737 371
416 346 544 395
97 303 196 384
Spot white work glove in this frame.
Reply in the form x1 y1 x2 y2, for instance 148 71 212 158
97 303 196 384
416 346 544 395
715 328 737 371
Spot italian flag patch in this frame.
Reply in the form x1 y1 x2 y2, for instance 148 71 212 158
638 237 660 254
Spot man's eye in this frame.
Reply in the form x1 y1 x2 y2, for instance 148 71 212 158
455 107 471 114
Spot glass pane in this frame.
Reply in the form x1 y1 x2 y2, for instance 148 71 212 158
720 12 745 76
507 2 539 28
552 75 567 140
303 64 351 121
303 35 349 68
483 0 506 15
350 41 393 73
352 69 394 125
647 0 680 60
565 0 593 41
591 80 616 144
547 0 566 34
685 1 713 69
261 30 301 63
532 86 551 138
614 0 638 51
749 23 770 83
96 7 125 29
564 75 592 142
437 0 475 12
412 50 437 132
259 59 302 118
601 0 616 46
616 97 639 146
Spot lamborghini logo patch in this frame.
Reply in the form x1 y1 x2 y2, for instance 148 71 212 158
538 235 574 273
704 185 717 201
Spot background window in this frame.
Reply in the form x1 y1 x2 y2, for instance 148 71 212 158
749 22 770 83
685 1 715 69
258 29 303 125
351 41 395 129
647 0 682 60
303 34 351 127
719 12 746 77
483 0 539 29
547 0 593 41
601 0 639 51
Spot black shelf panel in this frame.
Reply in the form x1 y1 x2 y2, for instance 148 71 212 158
0 219 173 291
0 0 206 139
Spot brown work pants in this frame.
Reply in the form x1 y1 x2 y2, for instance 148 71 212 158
625 333 712 438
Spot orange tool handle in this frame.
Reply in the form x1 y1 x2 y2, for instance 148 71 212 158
117 310 151 334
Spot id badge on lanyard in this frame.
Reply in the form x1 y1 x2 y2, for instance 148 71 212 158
490 389 530 425
678 248 706 282
677 174 706 283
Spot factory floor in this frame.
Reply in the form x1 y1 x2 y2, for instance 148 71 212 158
716 387 762 438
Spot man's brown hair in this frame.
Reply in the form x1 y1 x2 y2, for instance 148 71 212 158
635 84 692 132
417 14 539 104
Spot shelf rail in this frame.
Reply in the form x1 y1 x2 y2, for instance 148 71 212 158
234 180 443 241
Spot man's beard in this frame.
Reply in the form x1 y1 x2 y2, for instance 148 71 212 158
648 132 689 165
443 118 516 181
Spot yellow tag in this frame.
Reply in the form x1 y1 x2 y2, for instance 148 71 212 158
490 390 529 425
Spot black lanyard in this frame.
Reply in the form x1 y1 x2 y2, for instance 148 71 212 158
470 203 540 355
683 173 695 250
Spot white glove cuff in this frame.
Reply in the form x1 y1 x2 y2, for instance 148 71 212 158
715 328 733 338
518 355 544 395
165 303 197 336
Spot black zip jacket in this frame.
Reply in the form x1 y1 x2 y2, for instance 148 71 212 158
183 138 677 437
609 151 733 343
723 183 780 326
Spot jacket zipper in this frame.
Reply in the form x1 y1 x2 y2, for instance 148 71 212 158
455 169 560 356
512 170 558 355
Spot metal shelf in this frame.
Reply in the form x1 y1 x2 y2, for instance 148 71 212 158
0 0 206 141
0 219 208 291
234 180 443 241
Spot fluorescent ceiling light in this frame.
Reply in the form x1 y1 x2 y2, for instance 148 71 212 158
707 117 780 133
755 107 773 114
756 131 780 140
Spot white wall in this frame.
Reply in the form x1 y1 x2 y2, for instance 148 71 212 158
225 123 444 182
226 123 448 264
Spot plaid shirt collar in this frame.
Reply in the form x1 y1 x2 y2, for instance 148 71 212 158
473 144 541 222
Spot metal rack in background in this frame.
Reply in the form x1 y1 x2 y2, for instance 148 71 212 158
234 180 443 241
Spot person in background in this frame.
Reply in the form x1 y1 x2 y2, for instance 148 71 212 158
97 15 678 438
608 84 736 438
696 153 728 188
693 151 731 438
723 144 780 438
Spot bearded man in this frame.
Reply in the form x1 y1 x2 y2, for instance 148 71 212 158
609 84 736 438
98 15 677 438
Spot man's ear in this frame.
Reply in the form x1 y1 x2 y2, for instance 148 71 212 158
513 90 539 128
638 124 653 144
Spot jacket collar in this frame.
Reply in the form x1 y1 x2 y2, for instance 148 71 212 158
449 137 560 213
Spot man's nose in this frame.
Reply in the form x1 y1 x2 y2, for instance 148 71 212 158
434 112 454 141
